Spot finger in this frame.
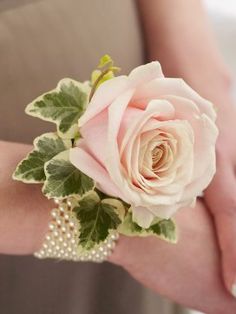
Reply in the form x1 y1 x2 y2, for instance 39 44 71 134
205 158 236 297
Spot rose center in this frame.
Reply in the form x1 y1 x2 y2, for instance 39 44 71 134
152 146 164 171
151 142 173 175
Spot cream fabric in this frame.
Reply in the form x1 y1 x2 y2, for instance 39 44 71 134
0 0 188 313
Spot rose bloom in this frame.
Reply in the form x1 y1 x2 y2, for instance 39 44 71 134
70 62 218 228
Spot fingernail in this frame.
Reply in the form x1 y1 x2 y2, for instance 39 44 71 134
231 283 236 297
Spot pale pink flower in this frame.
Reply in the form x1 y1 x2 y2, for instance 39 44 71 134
70 62 218 228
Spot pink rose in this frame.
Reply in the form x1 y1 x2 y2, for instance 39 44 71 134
70 62 218 228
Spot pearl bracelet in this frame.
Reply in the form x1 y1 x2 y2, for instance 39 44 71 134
34 198 119 262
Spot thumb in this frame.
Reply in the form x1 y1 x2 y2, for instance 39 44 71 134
205 159 236 297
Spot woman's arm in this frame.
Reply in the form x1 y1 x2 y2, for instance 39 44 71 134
137 0 232 102
0 140 51 254
137 0 236 296
1 140 236 312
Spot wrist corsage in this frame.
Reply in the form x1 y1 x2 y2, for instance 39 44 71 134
13 55 218 262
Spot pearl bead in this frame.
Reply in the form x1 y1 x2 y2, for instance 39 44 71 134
54 198 60 205
67 200 72 207
59 206 65 213
56 219 62 226
49 223 55 231
53 231 59 237
64 214 69 221
61 226 67 233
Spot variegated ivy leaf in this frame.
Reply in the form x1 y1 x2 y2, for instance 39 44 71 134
118 212 177 243
43 150 94 199
73 191 124 249
25 79 90 139
12 133 71 183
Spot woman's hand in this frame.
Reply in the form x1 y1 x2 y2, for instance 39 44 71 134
137 0 236 297
204 103 236 296
109 200 236 314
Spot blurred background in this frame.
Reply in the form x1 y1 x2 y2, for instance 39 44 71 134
0 0 235 313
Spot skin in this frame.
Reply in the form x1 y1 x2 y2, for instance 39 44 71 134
137 0 236 296
1 141 236 313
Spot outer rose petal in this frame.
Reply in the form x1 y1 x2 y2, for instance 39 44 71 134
128 61 164 87
79 76 129 127
132 206 155 228
182 114 218 200
80 109 108 165
80 62 164 126
132 78 216 121
69 144 123 199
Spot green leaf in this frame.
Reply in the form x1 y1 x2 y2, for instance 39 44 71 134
25 79 90 139
43 150 94 199
150 219 177 243
98 54 114 69
74 191 123 249
91 69 114 86
13 133 71 183
119 212 177 243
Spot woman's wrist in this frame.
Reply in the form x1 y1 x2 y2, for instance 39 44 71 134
0 141 52 254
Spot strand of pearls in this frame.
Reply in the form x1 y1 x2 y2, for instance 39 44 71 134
34 198 119 262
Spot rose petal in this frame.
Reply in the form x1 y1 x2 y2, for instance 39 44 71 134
132 78 216 121
80 109 108 165
128 61 164 87
69 144 123 198
79 76 129 127
132 206 154 228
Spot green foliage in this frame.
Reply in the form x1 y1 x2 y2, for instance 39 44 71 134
119 212 177 243
91 69 114 87
26 79 90 139
150 219 177 243
89 55 120 101
98 54 114 69
43 150 94 199
74 192 123 249
13 133 71 183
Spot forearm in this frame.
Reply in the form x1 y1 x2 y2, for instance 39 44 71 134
137 0 233 106
0 140 51 254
